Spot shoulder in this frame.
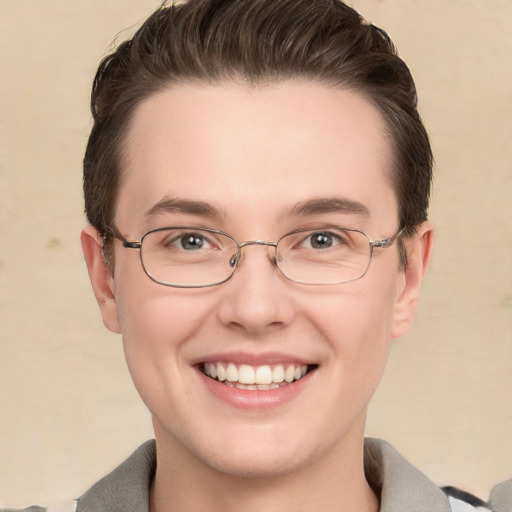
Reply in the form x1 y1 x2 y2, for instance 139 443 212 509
3 441 509 512
0 441 156 512
75 439 156 512
487 478 512 512
443 486 494 512
444 481 512 512
364 438 511 512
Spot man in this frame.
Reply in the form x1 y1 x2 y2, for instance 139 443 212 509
76 0 510 511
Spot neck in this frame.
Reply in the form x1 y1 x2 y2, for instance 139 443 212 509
150 425 379 512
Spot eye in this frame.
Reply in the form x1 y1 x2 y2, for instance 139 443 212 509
163 231 213 251
180 233 206 250
301 231 342 249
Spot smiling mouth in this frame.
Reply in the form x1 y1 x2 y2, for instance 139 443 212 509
200 362 316 390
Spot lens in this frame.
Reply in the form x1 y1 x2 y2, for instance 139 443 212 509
140 228 239 287
276 228 371 284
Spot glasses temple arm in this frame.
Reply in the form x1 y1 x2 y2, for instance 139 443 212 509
371 227 407 249
107 226 142 249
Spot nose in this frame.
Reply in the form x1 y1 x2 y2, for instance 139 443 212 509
217 242 295 336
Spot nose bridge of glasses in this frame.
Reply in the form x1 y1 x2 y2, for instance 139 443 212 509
230 240 278 269
239 240 277 249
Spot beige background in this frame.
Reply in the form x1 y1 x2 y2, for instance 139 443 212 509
0 0 510 510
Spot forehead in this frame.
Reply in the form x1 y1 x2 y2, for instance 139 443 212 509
116 81 396 235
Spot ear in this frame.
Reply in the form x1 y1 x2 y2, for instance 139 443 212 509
391 221 434 339
81 225 121 334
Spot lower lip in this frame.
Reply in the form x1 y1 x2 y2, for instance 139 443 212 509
197 368 313 410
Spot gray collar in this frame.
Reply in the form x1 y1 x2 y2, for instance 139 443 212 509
364 438 451 512
76 438 453 512
77 440 156 512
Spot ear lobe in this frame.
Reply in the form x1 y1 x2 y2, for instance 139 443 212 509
391 221 434 339
81 225 121 334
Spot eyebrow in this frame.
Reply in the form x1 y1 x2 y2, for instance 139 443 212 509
144 195 369 222
145 197 225 219
284 197 370 219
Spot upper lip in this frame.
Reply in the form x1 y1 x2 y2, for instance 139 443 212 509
190 351 316 367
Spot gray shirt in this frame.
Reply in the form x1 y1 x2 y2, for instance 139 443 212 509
4 440 509 512
72 439 511 512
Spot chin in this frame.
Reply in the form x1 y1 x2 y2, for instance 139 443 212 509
203 444 311 479
197 420 338 480
161 418 317 479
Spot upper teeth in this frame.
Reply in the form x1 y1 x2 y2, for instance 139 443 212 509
203 362 308 385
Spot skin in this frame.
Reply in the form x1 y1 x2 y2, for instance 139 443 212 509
82 81 433 512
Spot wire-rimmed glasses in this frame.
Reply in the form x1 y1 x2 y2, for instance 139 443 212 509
112 226 401 288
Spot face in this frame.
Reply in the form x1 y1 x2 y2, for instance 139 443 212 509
83 81 432 478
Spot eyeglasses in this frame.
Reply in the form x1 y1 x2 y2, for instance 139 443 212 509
112 226 402 288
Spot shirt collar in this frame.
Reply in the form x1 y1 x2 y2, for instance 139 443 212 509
364 438 452 512
76 438 452 512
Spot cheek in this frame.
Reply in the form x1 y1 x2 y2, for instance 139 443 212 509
113 252 213 345
117 290 212 358
114 292 222 432
112 268 212 386
309 278 398 387
313 283 396 348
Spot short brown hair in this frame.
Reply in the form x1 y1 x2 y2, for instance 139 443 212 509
84 0 432 266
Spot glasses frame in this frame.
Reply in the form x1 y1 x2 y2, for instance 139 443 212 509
111 226 403 288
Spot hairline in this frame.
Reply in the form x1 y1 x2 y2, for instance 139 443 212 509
114 75 399 217
102 76 408 269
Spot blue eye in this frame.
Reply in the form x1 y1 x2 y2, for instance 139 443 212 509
304 232 340 249
180 233 205 250
161 232 213 251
